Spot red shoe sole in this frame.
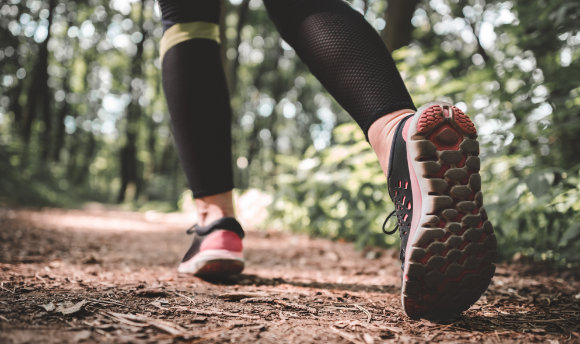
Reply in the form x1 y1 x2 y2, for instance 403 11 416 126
402 102 497 320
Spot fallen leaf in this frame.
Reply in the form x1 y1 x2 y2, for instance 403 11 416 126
56 300 87 315
40 302 55 312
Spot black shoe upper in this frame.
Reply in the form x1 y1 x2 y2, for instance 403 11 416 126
384 115 414 268
181 217 244 263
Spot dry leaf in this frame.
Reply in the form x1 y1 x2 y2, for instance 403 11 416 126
56 300 87 315
40 302 55 312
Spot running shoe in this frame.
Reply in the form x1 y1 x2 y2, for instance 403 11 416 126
178 217 245 278
384 102 497 320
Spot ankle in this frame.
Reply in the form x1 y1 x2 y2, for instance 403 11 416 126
368 109 415 176
195 190 236 226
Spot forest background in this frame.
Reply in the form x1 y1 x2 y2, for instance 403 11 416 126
0 0 578 267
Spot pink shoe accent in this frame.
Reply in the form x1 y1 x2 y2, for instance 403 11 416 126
416 105 444 134
452 106 477 136
200 230 243 253
403 118 423 272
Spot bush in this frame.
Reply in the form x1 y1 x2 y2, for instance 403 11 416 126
268 123 580 267
268 123 397 249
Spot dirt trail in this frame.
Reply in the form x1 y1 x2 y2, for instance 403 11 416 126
0 207 579 343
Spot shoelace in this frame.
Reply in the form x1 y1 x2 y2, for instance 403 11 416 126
185 224 198 235
382 210 399 235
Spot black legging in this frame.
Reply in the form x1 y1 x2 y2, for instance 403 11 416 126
159 0 415 198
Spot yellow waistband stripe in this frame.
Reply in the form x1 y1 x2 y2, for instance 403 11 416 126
160 22 221 63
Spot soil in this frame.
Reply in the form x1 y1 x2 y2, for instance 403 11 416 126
0 206 579 343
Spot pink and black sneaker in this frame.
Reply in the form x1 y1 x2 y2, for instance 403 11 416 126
384 102 497 320
178 217 245 278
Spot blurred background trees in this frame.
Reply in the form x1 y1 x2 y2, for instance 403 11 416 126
1 0 578 266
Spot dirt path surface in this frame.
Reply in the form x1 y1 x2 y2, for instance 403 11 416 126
1 207 579 343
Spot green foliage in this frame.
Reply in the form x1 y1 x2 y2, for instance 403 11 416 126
265 0 580 266
269 123 397 249
483 158 580 266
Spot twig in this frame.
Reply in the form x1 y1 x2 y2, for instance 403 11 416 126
35 273 48 285
104 311 187 335
87 297 133 310
354 304 372 323
149 300 169 311
173 291 195 304
190 309 260 320
101 311 148 328
240 297 318 314
326 306 359 311
274 300 318 314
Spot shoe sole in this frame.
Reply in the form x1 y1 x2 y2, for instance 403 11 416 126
178 249 245 279
402 102 497 320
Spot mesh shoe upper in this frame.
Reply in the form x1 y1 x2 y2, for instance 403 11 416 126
385 115 414 267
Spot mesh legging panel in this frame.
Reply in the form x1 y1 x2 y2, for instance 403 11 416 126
264 0 415 135
158 0 415 197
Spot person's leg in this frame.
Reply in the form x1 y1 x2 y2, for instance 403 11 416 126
263 0 415 174
158 0 243 277
264 0 496 320
159 0 234 226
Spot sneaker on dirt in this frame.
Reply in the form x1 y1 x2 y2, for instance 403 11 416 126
385 102 497 320
178 217 245 278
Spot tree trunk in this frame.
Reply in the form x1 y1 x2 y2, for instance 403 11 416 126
21 0 56 150
118 0 147 203
382 0 419 51
227 0 251 92
52 69 71 162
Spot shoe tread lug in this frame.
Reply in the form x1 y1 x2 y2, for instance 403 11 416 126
468 174 481 191
465 156 480 171
445 222 462 234
427 241 446 254
428 196 454 213
462 214 482 228
457 201 476 212
413 140 438 160
459 139 479 155
427 178 448 194
439 150 463 164
446 248 462 261
450 185 473 201
474 191 484 207
446 236 463 248
441 208 459 220
444 168 468 182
